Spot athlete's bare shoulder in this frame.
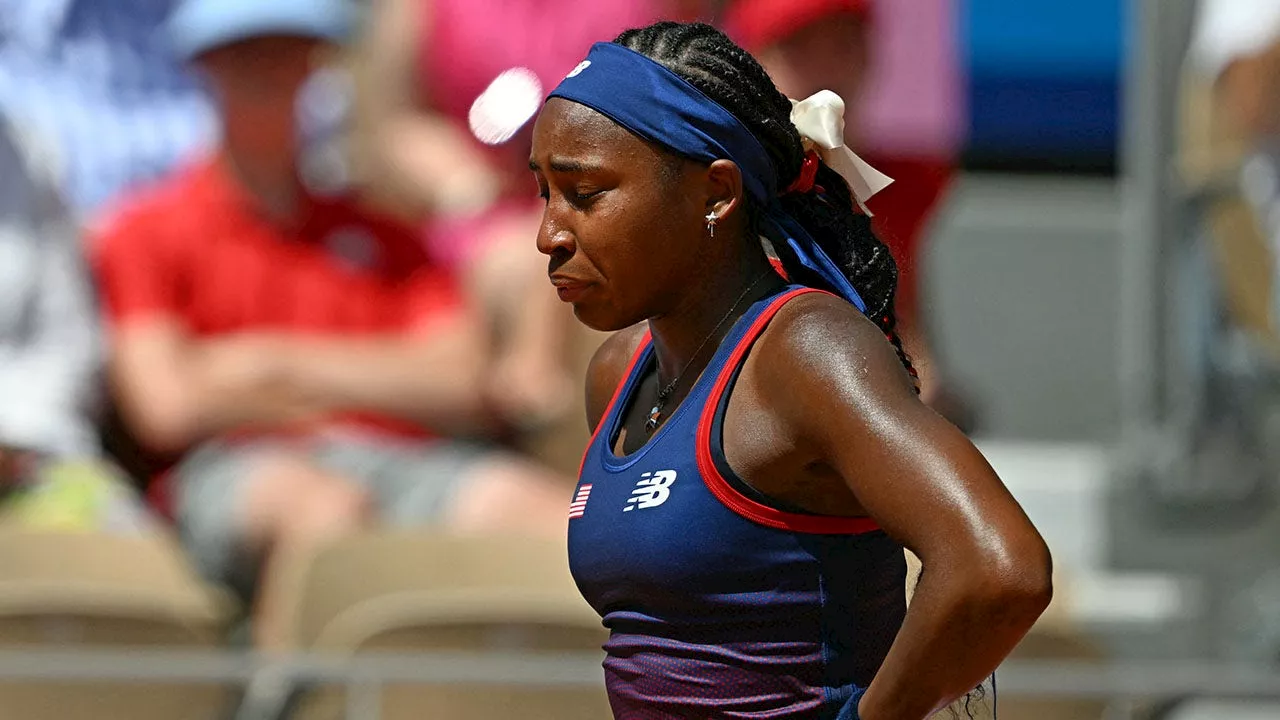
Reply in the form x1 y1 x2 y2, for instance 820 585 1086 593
585 323 649 433
748 290 918 428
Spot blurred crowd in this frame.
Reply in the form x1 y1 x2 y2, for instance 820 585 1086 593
0 0 963 659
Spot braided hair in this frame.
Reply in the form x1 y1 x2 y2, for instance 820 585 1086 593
614 21 918 387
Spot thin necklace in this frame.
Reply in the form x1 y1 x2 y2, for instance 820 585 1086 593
645 269 773 433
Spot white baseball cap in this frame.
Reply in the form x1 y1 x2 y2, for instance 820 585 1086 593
168 0 357 61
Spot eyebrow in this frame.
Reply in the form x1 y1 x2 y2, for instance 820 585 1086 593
528 156 605 174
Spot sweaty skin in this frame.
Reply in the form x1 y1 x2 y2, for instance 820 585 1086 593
532 97 1051 720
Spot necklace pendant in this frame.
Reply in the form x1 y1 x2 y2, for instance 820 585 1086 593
645 404 662 432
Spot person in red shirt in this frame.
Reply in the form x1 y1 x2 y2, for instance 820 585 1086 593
92 0 568 649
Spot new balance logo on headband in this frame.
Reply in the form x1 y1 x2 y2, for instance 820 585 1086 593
625 471 677 512
566 60 591 78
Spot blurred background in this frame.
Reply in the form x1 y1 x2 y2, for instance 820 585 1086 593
0 0 1276 718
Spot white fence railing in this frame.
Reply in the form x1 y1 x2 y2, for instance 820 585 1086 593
0 649 1277 719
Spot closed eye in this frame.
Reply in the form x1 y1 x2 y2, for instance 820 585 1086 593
528 157 614 209
531 172 549 202
569 187 607 209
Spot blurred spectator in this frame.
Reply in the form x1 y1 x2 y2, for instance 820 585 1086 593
1178 3 1280 663
0 0 215 218
725 0 974 430
1190 0 1280 146
0 116 152 533
93 0 569 649
1184 0 1280 340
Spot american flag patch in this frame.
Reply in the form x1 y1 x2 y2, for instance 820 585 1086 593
568 484 593 519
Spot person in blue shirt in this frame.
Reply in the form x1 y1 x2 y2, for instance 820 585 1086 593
530 21 1052 719
0 0 216 218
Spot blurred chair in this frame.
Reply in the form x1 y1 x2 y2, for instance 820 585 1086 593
290 531 610 720
0 528 236 720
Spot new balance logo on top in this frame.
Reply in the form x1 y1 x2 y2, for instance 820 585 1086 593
624 471 677 512
569 484 592 520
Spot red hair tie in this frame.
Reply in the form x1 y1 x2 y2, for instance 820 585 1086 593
784 150 821 195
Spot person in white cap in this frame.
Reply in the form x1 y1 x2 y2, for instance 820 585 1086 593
93 0 570 649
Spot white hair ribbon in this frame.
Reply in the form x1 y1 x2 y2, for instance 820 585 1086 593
789 90 893 215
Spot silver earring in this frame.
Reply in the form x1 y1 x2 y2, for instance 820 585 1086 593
705 210 718 238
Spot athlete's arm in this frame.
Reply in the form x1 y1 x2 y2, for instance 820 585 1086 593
758 293 1052 720
584 324 648 433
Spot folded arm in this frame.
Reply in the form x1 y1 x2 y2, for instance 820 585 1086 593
109 311 489 455
258 311 491 432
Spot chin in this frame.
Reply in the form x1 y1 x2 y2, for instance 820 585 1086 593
571 302 643 333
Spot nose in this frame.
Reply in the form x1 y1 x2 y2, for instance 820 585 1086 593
535 209 576 257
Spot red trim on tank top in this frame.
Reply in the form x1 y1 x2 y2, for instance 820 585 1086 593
696 288 882 535
577 329 653 479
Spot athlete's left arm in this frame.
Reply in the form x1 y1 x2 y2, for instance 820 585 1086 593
758 293 1052 720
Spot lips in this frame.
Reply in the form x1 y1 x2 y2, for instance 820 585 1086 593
549 276 592 303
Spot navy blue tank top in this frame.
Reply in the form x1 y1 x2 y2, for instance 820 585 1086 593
568 286 907 720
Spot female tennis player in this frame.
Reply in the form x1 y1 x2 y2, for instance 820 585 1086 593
531 21 1052 719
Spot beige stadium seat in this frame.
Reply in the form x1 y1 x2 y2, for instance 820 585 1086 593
290 531 611 720
0 528 237 720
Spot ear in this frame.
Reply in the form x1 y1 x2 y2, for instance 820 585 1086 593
704 159 747 226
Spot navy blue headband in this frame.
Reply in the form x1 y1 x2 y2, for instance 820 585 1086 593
548 42 867 312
